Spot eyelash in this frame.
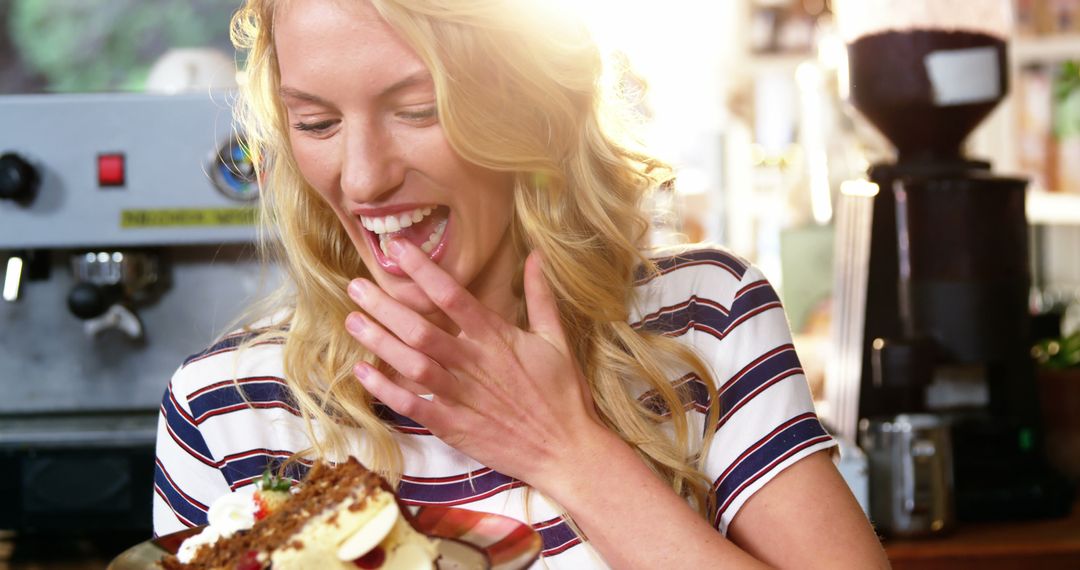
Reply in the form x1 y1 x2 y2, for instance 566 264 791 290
292 120 336 133
290 108 437 134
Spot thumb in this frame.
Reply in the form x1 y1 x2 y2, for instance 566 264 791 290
523 250 566 347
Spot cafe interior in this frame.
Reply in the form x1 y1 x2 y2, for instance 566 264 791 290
1 0 1080 568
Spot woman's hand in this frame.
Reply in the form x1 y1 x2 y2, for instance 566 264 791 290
345 238 601 487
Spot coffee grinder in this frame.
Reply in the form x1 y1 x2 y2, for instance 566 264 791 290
831 0 1073 523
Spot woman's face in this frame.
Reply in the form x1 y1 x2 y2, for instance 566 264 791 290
274 0 517 326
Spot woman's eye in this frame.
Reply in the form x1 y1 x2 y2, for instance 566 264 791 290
291 120 336 133
398 107 437 123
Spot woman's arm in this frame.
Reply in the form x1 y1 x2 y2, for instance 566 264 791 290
727 450 890 569
537 422 888 569
347 239 889 568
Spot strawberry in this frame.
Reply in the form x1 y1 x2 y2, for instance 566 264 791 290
253 488 290 520
253 468 293 521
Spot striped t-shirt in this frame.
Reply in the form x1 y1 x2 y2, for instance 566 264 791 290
153 245 835 568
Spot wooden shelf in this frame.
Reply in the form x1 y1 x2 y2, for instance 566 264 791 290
885 500 1080 570
1028 189 1080 225
1012 34 1080 65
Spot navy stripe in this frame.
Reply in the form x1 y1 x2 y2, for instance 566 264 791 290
636 249 748 283
189 378 298 424
219 452 309 490
398 469 520 505
375 403 431 435
536 519 580 555
713 415 829 518
634 297 729 337
154 460 208 527
729 282 780 323
162 387 216 464
717 346 803 427
638 373 711 417
182 331 283 367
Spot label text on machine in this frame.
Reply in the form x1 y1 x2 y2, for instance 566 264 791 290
120 208 257 228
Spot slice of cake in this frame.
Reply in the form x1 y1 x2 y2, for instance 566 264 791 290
161 458 439 569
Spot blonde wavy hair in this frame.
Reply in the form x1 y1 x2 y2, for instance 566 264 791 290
230 0 722 520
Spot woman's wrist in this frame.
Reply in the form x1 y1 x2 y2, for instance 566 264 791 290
528 418 645 509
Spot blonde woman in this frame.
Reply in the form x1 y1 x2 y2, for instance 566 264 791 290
154 0 889 567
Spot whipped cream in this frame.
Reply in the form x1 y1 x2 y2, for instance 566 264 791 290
176 487 257 563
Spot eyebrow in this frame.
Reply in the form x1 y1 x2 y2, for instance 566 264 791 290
278 70 433 105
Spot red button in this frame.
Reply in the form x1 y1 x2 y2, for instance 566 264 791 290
98 153 125 187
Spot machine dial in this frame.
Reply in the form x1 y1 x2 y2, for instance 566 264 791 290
210 136 259 202
0 153 40 205
67 282 122 320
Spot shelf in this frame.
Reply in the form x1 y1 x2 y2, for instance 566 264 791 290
1028 188 1080 225
749 52 812 73
1012 34 1080 65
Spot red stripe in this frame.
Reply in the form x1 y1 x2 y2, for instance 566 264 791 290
163 413 219 468
400 480 526 507
541 536 583 557
636 258 742 285
154 458 210 512
168 390 198 425
631 295 731 329
188 376 288 400
193 401 301 425
719 344 795 392
714 435 833 526
401 468 493 484
531 515 565 530
734 279 769 299
715 370 803 432
153 485 198 528
721 302 782 336
712 413 817 493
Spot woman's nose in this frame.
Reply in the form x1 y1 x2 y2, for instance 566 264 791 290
340 122 405 201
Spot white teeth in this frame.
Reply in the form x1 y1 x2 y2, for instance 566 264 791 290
359 206 438 236
420 219 448 254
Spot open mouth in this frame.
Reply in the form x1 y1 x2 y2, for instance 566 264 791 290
359 205 450 276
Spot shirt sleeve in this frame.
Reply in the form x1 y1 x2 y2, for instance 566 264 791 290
701 264 836 534
152 366 230 537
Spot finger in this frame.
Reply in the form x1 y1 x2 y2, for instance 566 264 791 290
523 250 567 348
345 311 458 396
354 362 437 425
348 278 463 366
386 238 496 338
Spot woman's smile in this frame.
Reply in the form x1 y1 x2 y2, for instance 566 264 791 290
355 204 451 276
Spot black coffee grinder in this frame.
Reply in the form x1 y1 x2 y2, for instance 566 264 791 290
835 0 1073 521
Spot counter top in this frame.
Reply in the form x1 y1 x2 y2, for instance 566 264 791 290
886 499 1080 569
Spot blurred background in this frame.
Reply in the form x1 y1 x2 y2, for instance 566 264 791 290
1 0 1080 568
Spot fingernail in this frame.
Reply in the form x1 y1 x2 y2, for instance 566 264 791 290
387 239 405 258
348 279 365 301
346 313 366 333
354 362 370 380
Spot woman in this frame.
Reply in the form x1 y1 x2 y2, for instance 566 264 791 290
154 0 890 567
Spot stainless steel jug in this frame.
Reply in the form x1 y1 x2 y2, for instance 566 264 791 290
859 414 956 537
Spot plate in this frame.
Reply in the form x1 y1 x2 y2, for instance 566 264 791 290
108 506 542 570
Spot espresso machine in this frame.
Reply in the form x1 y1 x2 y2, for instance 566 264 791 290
829 0 1074 530
0 92 268 537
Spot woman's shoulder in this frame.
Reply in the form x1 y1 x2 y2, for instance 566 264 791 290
632 242 757 312
168 314 289 403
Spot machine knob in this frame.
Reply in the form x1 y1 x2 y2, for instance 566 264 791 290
0 153 40 204
67 282 122 320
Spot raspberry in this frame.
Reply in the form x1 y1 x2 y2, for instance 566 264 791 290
235 550 262 570
352 546 386 568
